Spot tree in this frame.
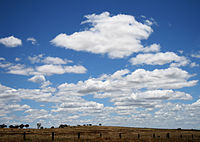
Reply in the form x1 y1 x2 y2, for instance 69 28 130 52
0 124 7 128
14 125 19 128
37 123 41 129
59 124 69 128
59 124 64 128
19 124 24 129
25 124 29 129
64 124 68 127
9 125 14 128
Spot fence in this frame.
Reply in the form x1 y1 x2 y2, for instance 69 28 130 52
0 131 199 142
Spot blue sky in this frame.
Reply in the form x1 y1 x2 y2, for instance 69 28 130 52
0 0 200 128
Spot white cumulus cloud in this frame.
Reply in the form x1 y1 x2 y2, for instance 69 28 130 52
0 36 22 47
28 55 72 65
142 44 160 52
129 52 189 67
36 64 87 75
7 64 34 76
28 54 44 64
2 55 86 76
42 56 72 64
57 67 197 98
51 12 159 59
28 75 46 83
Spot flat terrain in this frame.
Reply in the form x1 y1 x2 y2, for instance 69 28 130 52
0 126 200 142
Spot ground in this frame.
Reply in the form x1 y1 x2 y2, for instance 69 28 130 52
0 126 199 142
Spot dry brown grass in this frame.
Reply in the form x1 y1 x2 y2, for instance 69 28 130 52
0 126 199 142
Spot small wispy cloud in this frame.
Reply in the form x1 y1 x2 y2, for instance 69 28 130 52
0 57 5 61
27 37 37 45
190 62 199 67
15 57 21 62
191 51 200 58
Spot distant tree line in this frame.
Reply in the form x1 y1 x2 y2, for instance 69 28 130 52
1 123 102 129
58 123 102 128
0 124 29 129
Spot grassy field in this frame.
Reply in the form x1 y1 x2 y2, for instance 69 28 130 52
0 126 200 142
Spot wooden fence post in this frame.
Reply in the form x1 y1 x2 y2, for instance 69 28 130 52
138 134 140 139
166 133 170 139
78 132 80 139
100 133 102 138
23 132 26 141
52 132 54 141
180 134 182 138
153 133 155 138
119 133 121 139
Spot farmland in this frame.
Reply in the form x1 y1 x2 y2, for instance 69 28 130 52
0 126 199 142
